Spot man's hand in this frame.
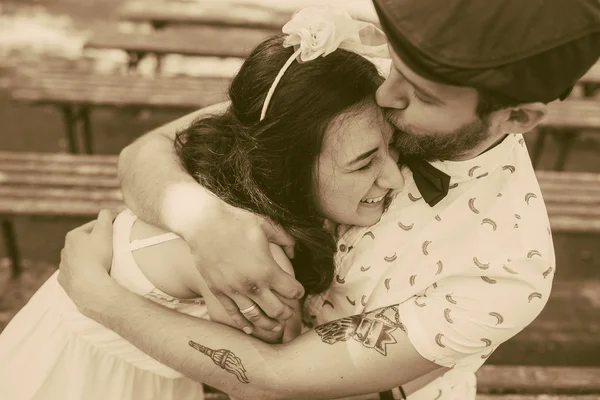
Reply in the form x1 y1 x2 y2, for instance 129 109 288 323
57 210 116 316
181 197 305 335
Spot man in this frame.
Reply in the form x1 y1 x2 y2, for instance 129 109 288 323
58 0 600 399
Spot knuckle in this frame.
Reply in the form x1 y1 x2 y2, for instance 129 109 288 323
246 311 262 322
269 307 286 318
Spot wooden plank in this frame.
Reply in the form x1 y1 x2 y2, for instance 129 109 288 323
477 396 599 400
12 72 230 108
490 280 600 365
542 100 600 130
118 1 289 30
85 26 273 58
580 62 600 85
477 365 600 393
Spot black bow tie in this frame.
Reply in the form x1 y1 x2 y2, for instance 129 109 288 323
404 157 451 207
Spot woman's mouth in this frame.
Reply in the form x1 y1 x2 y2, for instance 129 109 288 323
360 192 388 205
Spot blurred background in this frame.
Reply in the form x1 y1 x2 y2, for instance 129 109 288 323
0 0 599 375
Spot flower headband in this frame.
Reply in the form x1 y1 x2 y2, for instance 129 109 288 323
259 7 389 121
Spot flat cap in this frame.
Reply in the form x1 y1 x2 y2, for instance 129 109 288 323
373 0 600 103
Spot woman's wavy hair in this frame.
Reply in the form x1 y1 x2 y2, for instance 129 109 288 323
175 34 383 295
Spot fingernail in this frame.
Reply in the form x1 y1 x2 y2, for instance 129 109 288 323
242 327 253 334
272 325 282 332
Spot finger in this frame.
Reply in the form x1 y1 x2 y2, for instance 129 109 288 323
91 209 115 235
70 219 97 235
215 294 254 335
270 268 305 300
248 288 294 324
260 218 296 259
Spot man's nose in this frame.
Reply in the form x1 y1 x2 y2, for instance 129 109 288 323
376 75 409 111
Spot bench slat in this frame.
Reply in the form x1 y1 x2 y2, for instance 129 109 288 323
12 73 230 108
477 396 599 400
581 62 600 84
85 27 273 58
543 100 600 129
477 365 600 393
118 1 289 30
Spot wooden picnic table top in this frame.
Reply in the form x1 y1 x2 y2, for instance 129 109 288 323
119 1 289 30
84 26 274 58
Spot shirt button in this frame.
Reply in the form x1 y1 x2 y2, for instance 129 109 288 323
339 244 347 252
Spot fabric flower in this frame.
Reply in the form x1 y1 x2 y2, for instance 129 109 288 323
282 7 389 62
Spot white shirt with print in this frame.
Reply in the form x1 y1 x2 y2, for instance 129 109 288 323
304 134 555 400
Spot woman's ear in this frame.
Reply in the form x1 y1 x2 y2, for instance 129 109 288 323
498 102 548 134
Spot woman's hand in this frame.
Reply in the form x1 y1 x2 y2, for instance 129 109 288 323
57 210 117 317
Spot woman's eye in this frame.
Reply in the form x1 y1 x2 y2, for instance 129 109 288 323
357 160 374 172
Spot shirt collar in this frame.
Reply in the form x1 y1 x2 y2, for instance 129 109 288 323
428 134 519 185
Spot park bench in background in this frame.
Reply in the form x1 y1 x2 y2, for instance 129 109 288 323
11 64 230 154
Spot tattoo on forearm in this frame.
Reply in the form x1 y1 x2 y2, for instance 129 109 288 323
315 305 406 356
188 340 249 383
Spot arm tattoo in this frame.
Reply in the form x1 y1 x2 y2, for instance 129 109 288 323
188 340 249 383
315 305 407 356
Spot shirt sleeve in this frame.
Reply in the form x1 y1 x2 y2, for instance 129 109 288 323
396 261 551 367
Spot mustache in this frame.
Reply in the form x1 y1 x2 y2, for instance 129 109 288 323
383 109 412 135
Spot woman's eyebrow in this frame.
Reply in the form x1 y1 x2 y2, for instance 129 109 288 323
348 148 378 166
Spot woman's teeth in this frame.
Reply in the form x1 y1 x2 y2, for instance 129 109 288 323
361 193 387 204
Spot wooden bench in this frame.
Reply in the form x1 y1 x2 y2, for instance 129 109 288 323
84 26 274 72
11 65 230 154
0 152 121 277
118 1 290 30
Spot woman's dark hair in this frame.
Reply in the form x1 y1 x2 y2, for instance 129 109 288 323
175 35 383 295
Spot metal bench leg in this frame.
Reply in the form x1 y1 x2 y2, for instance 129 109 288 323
61 106 79 153
553 130 578 171
530 128 548 169
79 107 93 154
1 218 21 279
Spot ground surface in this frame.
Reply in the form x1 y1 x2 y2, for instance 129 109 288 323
0 0 599 367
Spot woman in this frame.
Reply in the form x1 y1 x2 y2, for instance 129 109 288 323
0 9 404 400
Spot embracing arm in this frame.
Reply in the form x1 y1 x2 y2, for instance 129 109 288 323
83 281 441 400
118 102 229 233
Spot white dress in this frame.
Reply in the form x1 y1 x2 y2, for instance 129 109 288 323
0 209 208 400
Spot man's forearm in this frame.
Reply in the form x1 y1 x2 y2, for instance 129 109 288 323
85 282 439 400
118 102 229 231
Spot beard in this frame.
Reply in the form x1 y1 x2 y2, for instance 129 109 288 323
386 112 491 162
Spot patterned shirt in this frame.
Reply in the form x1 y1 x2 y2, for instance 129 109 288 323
304 134 555 393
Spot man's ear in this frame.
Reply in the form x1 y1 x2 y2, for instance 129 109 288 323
498 102 548 134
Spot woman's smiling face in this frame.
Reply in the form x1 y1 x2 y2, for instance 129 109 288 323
315 103 405 227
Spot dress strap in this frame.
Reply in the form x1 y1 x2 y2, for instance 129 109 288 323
130 232 181 251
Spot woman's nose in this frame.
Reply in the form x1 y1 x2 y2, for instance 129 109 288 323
377 152 405 191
